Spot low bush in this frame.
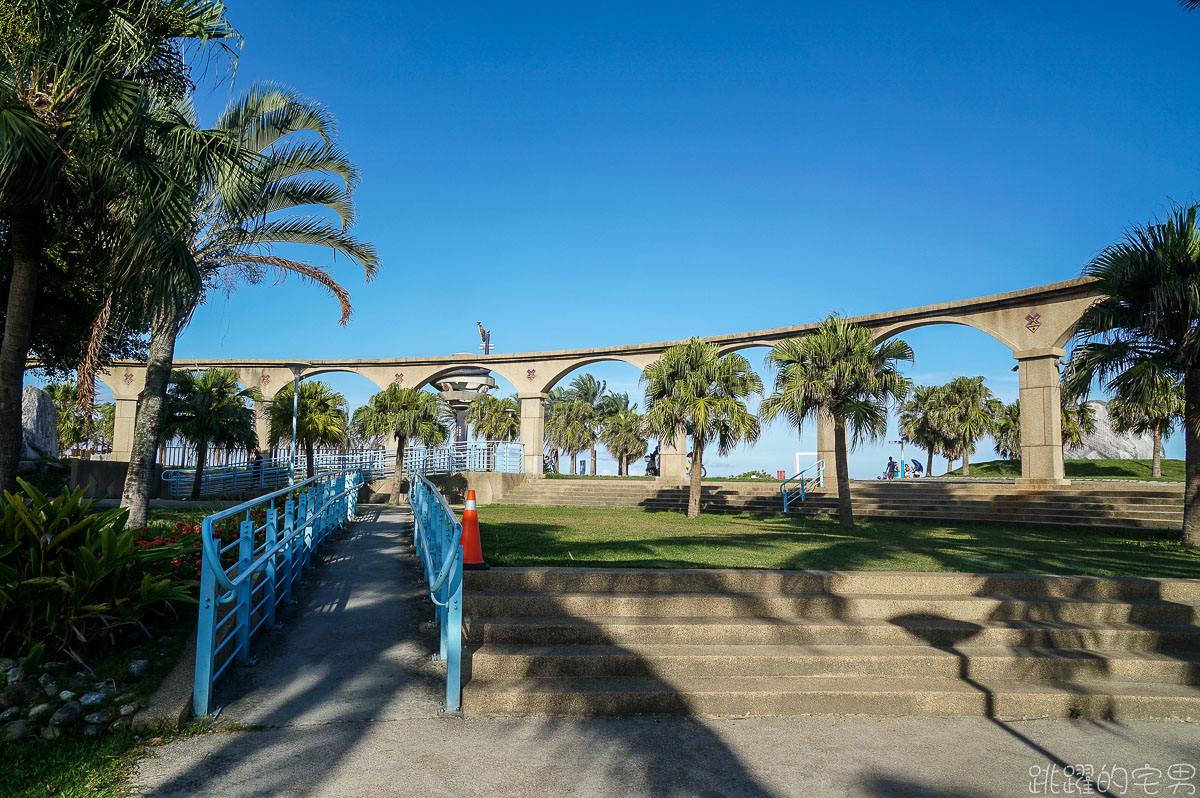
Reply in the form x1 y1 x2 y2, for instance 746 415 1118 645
0 481 194 660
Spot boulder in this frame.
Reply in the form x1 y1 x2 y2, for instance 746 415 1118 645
1 680 42 709
1064 401 1153 461
21 385 58 459
4 720 31 741
50 701 81 727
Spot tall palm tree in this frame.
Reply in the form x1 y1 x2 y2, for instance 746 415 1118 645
761 316 912 529
467 394 520 441
897 384 949 476
542 387 572 472
0 0 241 491
600 406 648 476
567 373 611 475
162 369 259 499
993 401 1022 461
642 339 762 519
1068 202 1200 546
117 85 379 527
267 381 349 480
1107 367 1184 479
353 386 446 504
44 382 88 453
1059 392 1097 451
547 400 596 477
938 376 1001 477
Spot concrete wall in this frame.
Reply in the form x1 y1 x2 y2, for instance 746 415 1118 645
70 459 162 500
361 472 526 504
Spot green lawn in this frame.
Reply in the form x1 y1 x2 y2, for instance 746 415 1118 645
546 473 783 483
477 504 1200 578
940 458 1184 481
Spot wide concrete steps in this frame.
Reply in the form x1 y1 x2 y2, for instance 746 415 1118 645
461 567 1200 720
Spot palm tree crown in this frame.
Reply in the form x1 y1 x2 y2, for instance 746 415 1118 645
938 376 1001 476
163 369 259 499
268 380 348 478
898 384 949 476
353 386 446 503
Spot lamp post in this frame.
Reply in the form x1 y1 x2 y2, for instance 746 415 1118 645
888 439 906 478
285 362 313 485
437 366 496 472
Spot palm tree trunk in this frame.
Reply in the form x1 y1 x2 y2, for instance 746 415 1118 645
1183 366 1200 547
590 443 597 475
121 313 179 528
0 204 43 491
391 434 407 504
962 447 971 477
926 447 934 477
1152 427 1164 479
686 440 703 519
306 440 315 479
834 417 854 529
191 441 207 500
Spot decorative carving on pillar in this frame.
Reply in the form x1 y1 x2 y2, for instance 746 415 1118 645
259 371 271 388
1025 312 1042 333
122 372 134 386
393 372 404 384
526 368 537 381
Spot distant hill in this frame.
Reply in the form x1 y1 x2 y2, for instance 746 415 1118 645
940 459 1183 482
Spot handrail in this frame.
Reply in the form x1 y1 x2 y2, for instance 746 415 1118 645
781 459 825 512
192 468 364 717
408 472 464 715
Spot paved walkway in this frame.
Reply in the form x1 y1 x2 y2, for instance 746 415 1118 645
133 506 1200 798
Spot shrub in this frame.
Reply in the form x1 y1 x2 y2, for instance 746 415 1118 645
0 480 194 659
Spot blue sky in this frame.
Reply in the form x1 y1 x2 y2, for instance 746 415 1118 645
90 2 1200 476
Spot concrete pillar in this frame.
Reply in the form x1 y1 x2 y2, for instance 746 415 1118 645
816 410 836 489
519 394 546 477
658 431 688 483
112 396 138 462
1016 349 1068 487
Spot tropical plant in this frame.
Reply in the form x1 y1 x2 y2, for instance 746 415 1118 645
1059 391 1097 451
161 369 259 499
761 316 912 528
0 0 241 492
600 405 648 476
542 387 572 472
467 394 520 441
44 382 89 453
1067 202 1200 546
268 381 349 480
353 387 446 504
1107 368 1184 479
938 376 1002 476
0 480 193 660
897 384 950 476
94 402 115 454
642 339 763 519
566 374 613 475
546 400 596 477
993 401 1022 461
117 85 379 527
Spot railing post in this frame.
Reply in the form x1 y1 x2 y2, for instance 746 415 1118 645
193 520 219 717
264 506 278 629
283 497 296 601
444 546 463 714
235 517 254 665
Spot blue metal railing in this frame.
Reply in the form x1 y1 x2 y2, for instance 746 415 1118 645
192 468 364 717
781 459 825 512
163 441 525 499
408 472 463 715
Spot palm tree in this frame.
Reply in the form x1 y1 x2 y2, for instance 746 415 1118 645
542 387 572 472
117 85 379 527
353 386 446 504
162 369 259 499
0 1 240 491
938 376 1002 477
600 406 648 476
466 393 519 471
1107 367 1184 479
44 383 88 454
546 400 596 477
567 373 611 475
1059 391 1097 451
993 401 1022 461
898 384 949 476
268 381 349 480
1067 203 1200 546
761 316 912 529
642 339 762 519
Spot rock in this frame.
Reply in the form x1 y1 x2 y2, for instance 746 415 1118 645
4 719 30 741
0 706 20 723
79 691 106 707
38 673 57 696
58 690 76 702
82 723 103 736
42 661 66 672
117 702 139 717
83 708 113 725
1 680 42 708
1065 401 1154 461
0 658 13 672
50 701 81 727
114 693 136 705
128 659 151 678
7 667 23 682
21 385 58 459
41 725 61 740
27 703 50 720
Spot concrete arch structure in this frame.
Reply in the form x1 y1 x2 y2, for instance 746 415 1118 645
53 277 1100 485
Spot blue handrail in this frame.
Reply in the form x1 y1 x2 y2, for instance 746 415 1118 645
192 468 364 717
408 472 464 715
780 459 825 512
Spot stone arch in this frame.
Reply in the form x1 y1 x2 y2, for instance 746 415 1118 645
869 316 1019 353
531 354 658 397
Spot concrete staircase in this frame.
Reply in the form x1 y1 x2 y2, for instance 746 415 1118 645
498 478 1184 532
461 568 1200 719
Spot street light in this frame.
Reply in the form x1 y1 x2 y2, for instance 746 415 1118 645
437 366 496 471
888 439 906 478
284 362 313 485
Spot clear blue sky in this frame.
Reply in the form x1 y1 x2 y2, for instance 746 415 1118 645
122 2 1200 475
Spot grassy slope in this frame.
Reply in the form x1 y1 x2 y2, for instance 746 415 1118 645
478 504 1200 578
941 458 1185 481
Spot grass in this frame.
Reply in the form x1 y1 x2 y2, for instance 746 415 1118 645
941 458 1184 482
478 504 1200 578
546 473 783 483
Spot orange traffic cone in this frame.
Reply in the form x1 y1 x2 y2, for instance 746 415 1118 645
461 489 489 570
